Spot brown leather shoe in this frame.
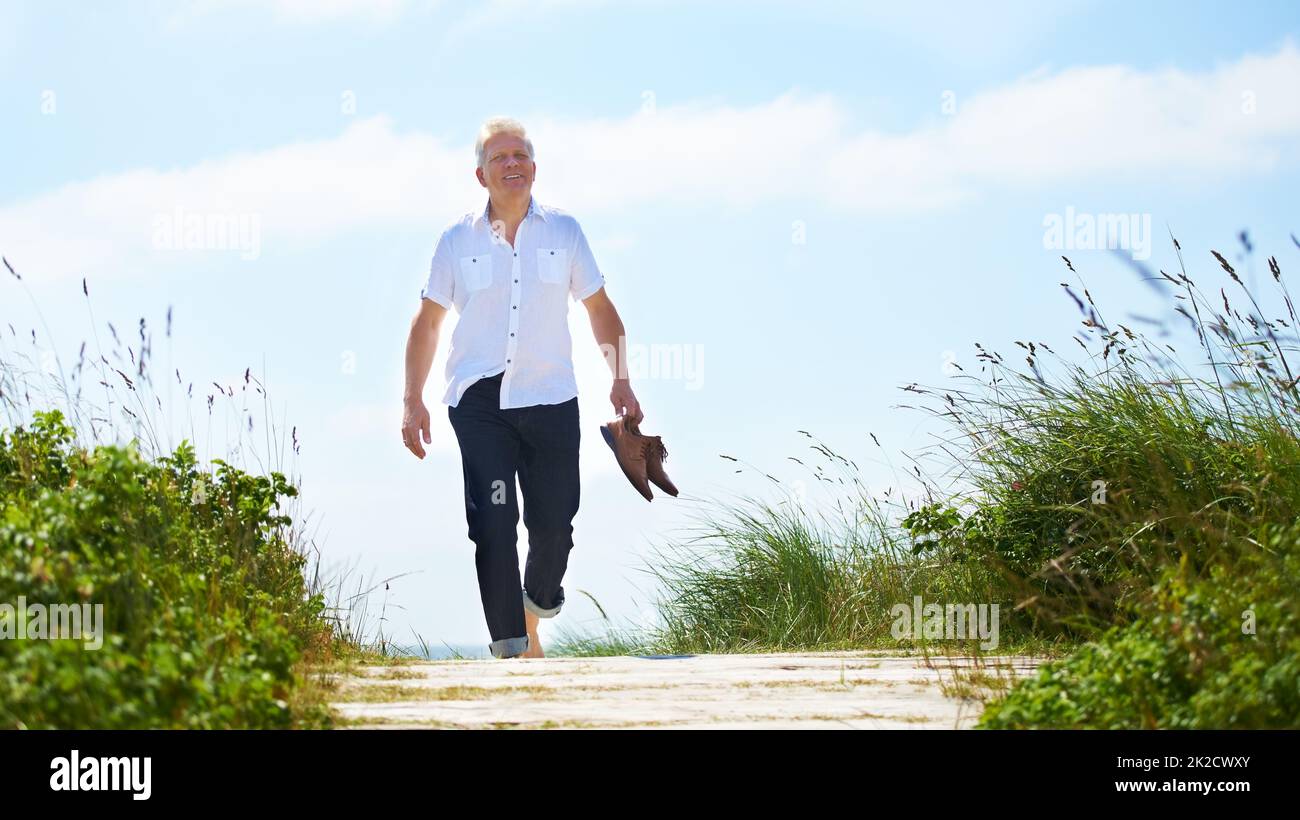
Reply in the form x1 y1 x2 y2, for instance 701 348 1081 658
626 418 678 497
600 416 654 501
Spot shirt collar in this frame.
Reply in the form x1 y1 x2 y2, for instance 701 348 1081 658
476 195 545 229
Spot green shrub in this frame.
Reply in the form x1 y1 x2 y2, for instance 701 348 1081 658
0 410 333 728
979 521 1300 728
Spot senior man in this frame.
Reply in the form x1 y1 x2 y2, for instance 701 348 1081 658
401 117 641 659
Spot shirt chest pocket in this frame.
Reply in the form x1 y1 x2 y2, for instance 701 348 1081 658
536 248 569 285
458 254 492 292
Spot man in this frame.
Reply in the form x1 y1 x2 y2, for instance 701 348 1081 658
401 116 641 660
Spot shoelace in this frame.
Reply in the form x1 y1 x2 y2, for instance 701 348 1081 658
642 436 667 462
625 417 667 462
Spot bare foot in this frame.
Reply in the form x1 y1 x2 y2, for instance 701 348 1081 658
521 609 545 658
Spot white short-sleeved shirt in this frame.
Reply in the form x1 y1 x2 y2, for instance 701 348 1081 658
420 196 606 409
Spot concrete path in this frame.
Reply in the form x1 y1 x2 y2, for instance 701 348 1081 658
328 651 1041 729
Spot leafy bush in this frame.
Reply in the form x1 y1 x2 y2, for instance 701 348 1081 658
979 521 1300 728
0 410 333 728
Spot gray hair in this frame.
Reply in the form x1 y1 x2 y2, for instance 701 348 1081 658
475 116 535 169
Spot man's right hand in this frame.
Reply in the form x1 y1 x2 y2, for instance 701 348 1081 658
402 399 432 459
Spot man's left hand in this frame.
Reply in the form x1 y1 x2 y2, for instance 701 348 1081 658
610 380 643 423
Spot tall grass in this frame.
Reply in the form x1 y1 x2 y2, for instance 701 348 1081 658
568 231 1300 703
622 450 1034 654
911 235 1300 636
553 436 1054 657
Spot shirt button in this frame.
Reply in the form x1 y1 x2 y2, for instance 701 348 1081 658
513 305 517 309
510 332 515 336
507 358 511 363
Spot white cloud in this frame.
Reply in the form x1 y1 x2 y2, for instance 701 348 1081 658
3 43 1299 282
0 115 472 281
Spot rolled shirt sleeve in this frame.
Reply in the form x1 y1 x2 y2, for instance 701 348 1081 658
421 229 455 309
569 221 606 303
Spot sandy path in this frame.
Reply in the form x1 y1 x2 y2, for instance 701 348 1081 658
328 651 1041 729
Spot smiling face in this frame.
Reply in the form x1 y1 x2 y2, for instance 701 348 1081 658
476 132 535 203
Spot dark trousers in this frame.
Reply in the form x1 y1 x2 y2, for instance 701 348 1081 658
447 372 580 658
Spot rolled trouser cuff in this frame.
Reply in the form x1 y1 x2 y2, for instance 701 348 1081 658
489 635 530 659
523 587 564 618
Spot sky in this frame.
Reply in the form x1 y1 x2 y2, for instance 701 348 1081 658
2 0 1299 655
